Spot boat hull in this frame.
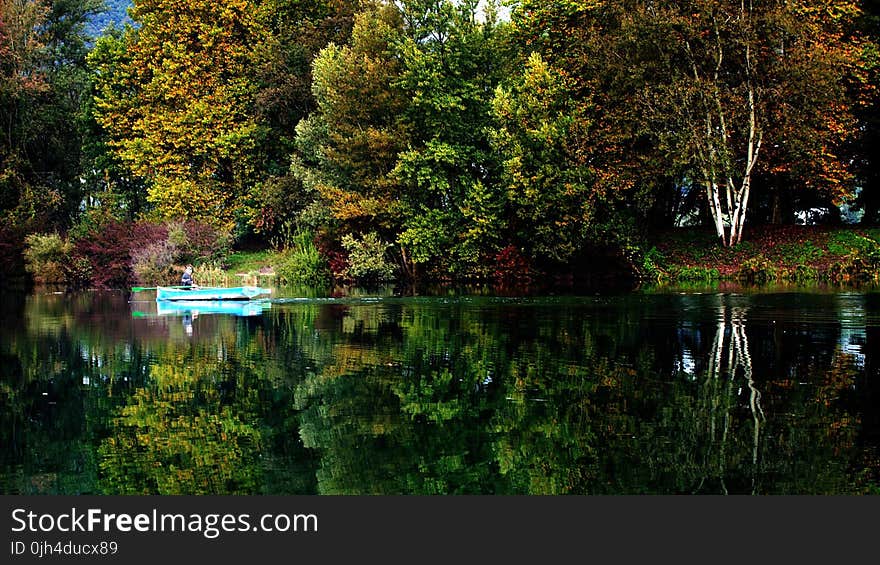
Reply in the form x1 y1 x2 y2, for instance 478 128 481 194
156 286 272 301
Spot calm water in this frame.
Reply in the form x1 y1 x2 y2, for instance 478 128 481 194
1 288 878 495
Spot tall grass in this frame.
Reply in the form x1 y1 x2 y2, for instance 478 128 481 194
274 231 330 287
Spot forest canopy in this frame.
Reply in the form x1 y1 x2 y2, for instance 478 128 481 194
1 0 878 285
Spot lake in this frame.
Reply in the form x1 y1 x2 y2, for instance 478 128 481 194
1 287 878 494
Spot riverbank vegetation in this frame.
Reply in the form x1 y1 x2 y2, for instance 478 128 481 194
2 0 880 290
644 225 880 286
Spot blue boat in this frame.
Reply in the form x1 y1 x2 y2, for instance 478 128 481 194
156 286 272 301
156 300 272 317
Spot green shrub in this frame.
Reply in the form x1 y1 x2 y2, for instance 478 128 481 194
736 255 777 284
639 247 668 283
274 231 329 287
777 241 824 264
827 231 878 256
23 233 71 284
341 232 396 284
674 265 719 282
787 264 819 283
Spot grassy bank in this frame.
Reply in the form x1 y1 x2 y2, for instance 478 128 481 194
643 225 880 286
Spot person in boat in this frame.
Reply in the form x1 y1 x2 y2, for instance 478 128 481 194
181 264 195 288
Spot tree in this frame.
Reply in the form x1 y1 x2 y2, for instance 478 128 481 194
82 27 149 222
854 0 880 224
490 52 596 264
294 0 509 279
1 0 102 232
93 0 271 230
392 0 508 275
247 0 359 236
510 0 873 246
292 2 408 236
506 0 665 259
0 0 50 217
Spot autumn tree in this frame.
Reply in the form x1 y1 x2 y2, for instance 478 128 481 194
511 0 873 246
92 0 271 230
1 0 102 232
290 2 407 236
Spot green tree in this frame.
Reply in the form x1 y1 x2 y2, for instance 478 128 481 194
393 0 508 276
1 0 101 232
0 0 50 220
292 2 408 236
290 1 510 279
490 52 596 264
247 0 359 236
81 26 149 222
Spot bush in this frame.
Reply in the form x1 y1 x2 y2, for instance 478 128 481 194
173 221 232 265
777 241 824 264
131 240 178 285
674 265 720 283
341 232 396 284
494 244 534 286
63 257 93 289
23 233 72 284
828 250 880 283
787 264 819 283
275 232 330 287
736 255 777 284
194 262 229 287
315 231 349 280
71 220 168 289
827 230 877 256
639 246 668 283
22 231 95 288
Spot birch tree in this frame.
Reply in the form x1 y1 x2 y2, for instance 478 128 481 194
662 0 764 247
643 0 870 245
511 0 871 247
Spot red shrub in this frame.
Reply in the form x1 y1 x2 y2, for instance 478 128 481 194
315 232 349 281
180 220 231 263
72 220 168 289
493 244 534 286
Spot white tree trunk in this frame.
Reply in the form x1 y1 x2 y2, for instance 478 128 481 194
698 4 762 248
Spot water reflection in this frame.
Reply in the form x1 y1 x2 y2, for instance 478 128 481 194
691 297 764 494
0 290 878 494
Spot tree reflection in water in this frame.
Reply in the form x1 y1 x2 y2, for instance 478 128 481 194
699 297 764 494
0 290 877 494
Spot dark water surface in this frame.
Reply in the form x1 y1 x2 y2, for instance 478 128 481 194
1 288 878 494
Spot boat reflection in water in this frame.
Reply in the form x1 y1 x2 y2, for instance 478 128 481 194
156 300 273 318
156 300 273 336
